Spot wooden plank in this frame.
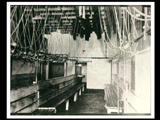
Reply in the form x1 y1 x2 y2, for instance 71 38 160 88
38 89 57 105
107 85 112 107
105 84 118 107
11 73 36 80
38 82 78 107
10 84 39 103
11 73 36 89
10 93 38 113
110 85 117 107
39 83 84 108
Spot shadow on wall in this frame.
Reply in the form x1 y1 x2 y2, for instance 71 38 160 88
49 62 64 78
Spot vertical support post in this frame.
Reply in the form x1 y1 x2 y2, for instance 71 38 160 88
33 61 38 84
111 60 112 84
46 61 49 80
64 62 67 77
123 55 126 114
124 83 128 113
37 90 39 107
65 99 69 111
117 61 120 114
74 92 78 102
117 80 120 114
41 61 43 80
124 57 126 86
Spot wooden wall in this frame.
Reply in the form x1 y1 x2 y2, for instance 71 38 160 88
10 75 77 114
11 59 36 90
11 59 35 75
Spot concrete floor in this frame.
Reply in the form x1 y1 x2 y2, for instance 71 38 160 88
56 89 107 115
34 89 107 115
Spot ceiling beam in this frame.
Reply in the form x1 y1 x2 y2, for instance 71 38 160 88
61 16 76 19
40 12 75 16
48 7 75 11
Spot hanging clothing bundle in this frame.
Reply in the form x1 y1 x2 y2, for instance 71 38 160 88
72 15 92 41
72 16 79 40
85 15 92 41
79 17 85 39
92 6 102 40
72 6 104 41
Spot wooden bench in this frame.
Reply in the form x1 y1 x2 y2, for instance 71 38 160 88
104 84 124 114
33 83 85 114
10 74 85 115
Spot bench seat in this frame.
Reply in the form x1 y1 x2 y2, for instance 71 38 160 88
33 83 84 114
104 84 124 114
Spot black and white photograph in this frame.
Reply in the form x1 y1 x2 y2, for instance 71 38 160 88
7 2 155 119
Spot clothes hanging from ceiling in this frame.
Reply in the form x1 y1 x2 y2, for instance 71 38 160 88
85 15 92 41
79 17 85 39
72 6 103 41
72 16 79 40
92 6 102 40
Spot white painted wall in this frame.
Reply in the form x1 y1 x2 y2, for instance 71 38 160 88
45 31 111 89
66 61 75 76
127 48 151 114
87 59 111 89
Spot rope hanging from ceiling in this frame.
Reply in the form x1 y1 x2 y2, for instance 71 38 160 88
10 5 151 62
10 5 62 62
99 6 151 59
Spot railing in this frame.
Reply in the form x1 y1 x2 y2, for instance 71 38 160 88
10 74 77 114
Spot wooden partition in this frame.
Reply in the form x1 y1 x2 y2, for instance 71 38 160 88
11 73 36 90
10 74 77 114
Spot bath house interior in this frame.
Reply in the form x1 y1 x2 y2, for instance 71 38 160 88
9 4 152 115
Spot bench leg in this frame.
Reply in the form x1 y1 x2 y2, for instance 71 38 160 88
82 86 84 92
79 89 82 96
107 109 111 114
54 108 57 113
119 109 122 113
74 92 78 102
107 108 119 114
65 100 69 111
